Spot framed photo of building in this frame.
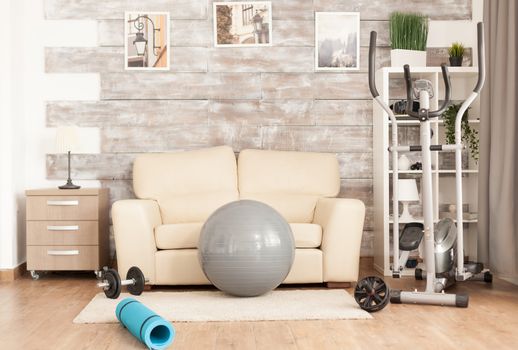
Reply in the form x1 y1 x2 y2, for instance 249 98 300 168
315 12 360 71
213 2 272 47
124 12 170 70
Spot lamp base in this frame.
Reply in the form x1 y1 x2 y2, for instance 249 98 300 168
399 202 416 223
59 180 81 190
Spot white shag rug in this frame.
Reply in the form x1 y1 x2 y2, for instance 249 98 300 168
74 290 372 323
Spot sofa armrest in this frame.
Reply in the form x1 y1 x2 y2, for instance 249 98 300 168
112 199 162 284
313 198 366 282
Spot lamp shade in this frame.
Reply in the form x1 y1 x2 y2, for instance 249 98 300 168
397 179 419 202
55 126 80 153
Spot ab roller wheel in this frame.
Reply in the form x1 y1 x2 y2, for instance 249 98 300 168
354 276 390 312
97 266 149 299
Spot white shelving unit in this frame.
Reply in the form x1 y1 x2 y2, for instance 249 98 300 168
373 67 481 276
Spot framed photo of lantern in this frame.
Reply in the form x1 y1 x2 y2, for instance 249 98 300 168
315 12 360 71
124 12 170 70
213 2 272 47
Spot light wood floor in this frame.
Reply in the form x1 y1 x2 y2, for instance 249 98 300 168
1 266 517 350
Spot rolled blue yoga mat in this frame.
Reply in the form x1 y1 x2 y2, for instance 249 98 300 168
116 298 175 350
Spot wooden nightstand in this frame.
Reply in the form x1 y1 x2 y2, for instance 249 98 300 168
26 188 110 279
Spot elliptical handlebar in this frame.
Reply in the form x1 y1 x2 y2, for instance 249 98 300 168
369 22 485 113
368 31 379 98
433 64 452 116
369 30 452 118
474 22 485 93
403 64 413 115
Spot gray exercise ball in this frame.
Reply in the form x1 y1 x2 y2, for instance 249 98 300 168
198 200 295 297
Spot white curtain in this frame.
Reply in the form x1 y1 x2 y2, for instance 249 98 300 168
478 0 518 281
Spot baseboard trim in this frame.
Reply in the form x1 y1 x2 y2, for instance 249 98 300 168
0 262 27 281
500 276 518 286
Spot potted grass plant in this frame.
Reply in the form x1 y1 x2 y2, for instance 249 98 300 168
448 42 465 66
390 12 429 67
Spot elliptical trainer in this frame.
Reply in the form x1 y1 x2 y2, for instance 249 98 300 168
368 22 491 308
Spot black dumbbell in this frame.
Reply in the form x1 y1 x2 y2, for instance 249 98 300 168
97 266 148 299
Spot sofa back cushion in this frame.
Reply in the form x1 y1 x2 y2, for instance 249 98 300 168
133 146 238 223
238 149 340 222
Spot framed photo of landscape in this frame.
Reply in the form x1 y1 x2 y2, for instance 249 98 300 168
315 12 360 71
213 2 272 47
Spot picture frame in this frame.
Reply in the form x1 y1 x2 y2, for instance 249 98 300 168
315 12 360 71
213 2 272 47
124 12 170 70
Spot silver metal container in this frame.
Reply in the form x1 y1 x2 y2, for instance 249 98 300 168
434 218 457 273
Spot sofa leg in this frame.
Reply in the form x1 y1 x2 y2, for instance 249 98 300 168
143 285 153 291
326 282 352 289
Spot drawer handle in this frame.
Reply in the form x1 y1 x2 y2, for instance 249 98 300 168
47 200 79 206
47 225 79 231
47 250 79 256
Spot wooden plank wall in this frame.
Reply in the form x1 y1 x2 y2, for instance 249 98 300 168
44 0 472 256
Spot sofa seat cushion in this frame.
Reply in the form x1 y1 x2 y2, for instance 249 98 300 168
155 223 322 249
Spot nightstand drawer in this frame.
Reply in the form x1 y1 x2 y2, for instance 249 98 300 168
26 246 99 270
26 196 98 220
27 221 99 245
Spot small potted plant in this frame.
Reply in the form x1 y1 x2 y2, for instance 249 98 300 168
389 12 429 67
448 42 465 66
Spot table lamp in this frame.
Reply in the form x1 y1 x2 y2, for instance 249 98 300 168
55 126 81 189
397 179 419 222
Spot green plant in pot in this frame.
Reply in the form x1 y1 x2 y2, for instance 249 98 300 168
442 103 479 162
389 12 429 67
448 42 465 66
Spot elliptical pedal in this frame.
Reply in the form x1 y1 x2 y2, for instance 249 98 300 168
399 222 424 251
396 223 424 275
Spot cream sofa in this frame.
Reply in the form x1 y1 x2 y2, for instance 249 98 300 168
112 146 365 286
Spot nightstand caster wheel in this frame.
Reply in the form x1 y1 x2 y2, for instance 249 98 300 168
30 271 40 280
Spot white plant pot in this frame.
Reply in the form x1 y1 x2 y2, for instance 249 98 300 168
391 49 427 68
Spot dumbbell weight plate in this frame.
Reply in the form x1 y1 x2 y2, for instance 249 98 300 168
126 266 145 296
103 268 121 299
